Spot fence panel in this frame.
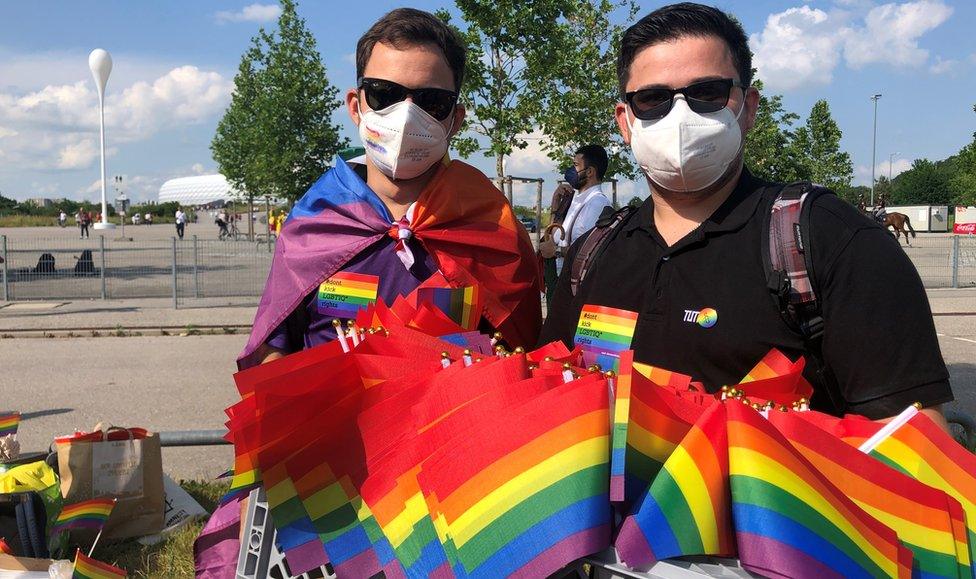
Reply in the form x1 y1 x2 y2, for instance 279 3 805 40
902 235 954 288
103 237 176 299
2 235 103 300
957 236 976 288
174 236 275 307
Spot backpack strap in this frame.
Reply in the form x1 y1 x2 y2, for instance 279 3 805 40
761 181 843 411
569 205 637 296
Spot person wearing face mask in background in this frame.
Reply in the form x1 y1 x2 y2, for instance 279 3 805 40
238 8 541 369
553 145 612 274
540 3 952 425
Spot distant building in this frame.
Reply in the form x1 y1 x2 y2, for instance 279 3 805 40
27 197 54 208
158 174 242 207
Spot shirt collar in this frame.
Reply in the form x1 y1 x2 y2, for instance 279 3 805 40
623 167 766 236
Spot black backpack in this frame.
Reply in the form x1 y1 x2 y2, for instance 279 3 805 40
569 181 845 411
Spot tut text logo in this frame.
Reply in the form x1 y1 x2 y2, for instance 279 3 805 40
682 307 718 328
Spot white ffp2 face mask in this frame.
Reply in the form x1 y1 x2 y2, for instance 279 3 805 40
628 96 744 193
358 100 452 180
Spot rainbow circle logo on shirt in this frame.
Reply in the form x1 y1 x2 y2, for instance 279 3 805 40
696 307 718 328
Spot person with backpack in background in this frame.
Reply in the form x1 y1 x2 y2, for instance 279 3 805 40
540 2 952 425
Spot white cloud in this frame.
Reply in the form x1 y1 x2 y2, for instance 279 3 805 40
750 6 847 90
504 130 554 176
342 53 356 66
215 3 281 24
750 1 953 91
844 0 953 69
191 163 206 175
854 157 913 185
929 56 958 74
0 66 232 171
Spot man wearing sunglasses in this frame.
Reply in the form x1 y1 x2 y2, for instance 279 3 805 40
541 3 952 425
238 8 541 368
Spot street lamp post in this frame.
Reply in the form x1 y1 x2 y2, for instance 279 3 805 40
888 152 899 182
870 94 882 206
89 49 115 230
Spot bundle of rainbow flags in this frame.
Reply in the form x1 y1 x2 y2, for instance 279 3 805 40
223 294 976 579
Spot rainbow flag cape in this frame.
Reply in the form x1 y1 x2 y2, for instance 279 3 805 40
727 402 914 579
615 402 732 568
418 376 612 578
769 410 971 579
72 549 126 578
831 412 976 577
0 412 19 437
53 497 116 534
239 157 541 368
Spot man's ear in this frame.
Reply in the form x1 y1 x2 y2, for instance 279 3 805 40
615 102 632 145
346 88 362 127
449 104 466 137
742 85 761 133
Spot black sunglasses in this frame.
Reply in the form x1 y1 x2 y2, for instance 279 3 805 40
625 78 744 121
358 77 458 121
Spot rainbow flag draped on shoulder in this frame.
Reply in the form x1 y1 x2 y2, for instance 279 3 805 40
238 157 540 369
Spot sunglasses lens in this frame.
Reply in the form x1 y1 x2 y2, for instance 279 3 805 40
685 80 732 114
363 80 404 111
630 89 673 120
414 90 457 121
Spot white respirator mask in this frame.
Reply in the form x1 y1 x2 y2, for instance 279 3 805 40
358 100 453 180
628 95 744 193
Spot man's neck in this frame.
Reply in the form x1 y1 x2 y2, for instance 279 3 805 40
649 164 743 247
364 161 438 220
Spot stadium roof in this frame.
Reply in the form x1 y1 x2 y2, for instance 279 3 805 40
158 174 241 206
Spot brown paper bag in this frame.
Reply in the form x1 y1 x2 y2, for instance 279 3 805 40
55 425 165 539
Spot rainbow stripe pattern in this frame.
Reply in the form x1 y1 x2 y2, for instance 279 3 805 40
53 497 116 534
0 412 20 437
317 272 379 318
419 377 612 578
573 305 638 372
769 411 971 579
72 549 126 578
416 285 481 330
838 412 976 577
727 402 914 579
615 402 732 567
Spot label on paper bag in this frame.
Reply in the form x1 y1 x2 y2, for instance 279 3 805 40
573 304 638 372
317 272 379 318
92 439 144 498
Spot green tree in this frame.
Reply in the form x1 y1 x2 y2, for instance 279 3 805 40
531 0 638 180
441 1 570 186
948 141 976 206
792 100 853 191
744 79 805 182
892 159 952 205
212 0 347 226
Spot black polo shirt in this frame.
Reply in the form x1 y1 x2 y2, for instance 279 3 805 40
540 168 953 419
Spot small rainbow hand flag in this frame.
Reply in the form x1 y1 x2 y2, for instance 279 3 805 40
416 285 482 330
0 412 20 437
0 537 12 555
53 497 116 534
72 549 126 578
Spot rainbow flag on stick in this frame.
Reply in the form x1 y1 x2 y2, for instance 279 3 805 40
72 549 126 578
833 411 976 577
0 412 20 437
769 410 971 579
416 285 482 331
615 402 732 568
0 537 12 555
727 402 914 579
52 498 116 534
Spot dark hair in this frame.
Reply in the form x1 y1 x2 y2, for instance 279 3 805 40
356 8 466 91
575 145 609 180
617 3 752 98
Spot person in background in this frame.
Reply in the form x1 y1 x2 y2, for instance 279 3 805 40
175 207 187 239
58 210 67 228
79 210 91 239
552 144 613 274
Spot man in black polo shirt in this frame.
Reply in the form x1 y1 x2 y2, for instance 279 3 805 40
540 2 953 422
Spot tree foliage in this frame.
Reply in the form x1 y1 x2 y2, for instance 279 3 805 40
892 159 953 206
793 100 853 191
212 0 348 204
744 79 804 183
530 0 638 179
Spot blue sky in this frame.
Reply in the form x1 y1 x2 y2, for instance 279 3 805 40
0 0 974 206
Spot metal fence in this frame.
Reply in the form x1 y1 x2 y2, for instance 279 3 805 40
0 234 274 306
1 233 974 306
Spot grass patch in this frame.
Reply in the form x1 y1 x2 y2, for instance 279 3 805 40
0 215 61 227
93 479 229 578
